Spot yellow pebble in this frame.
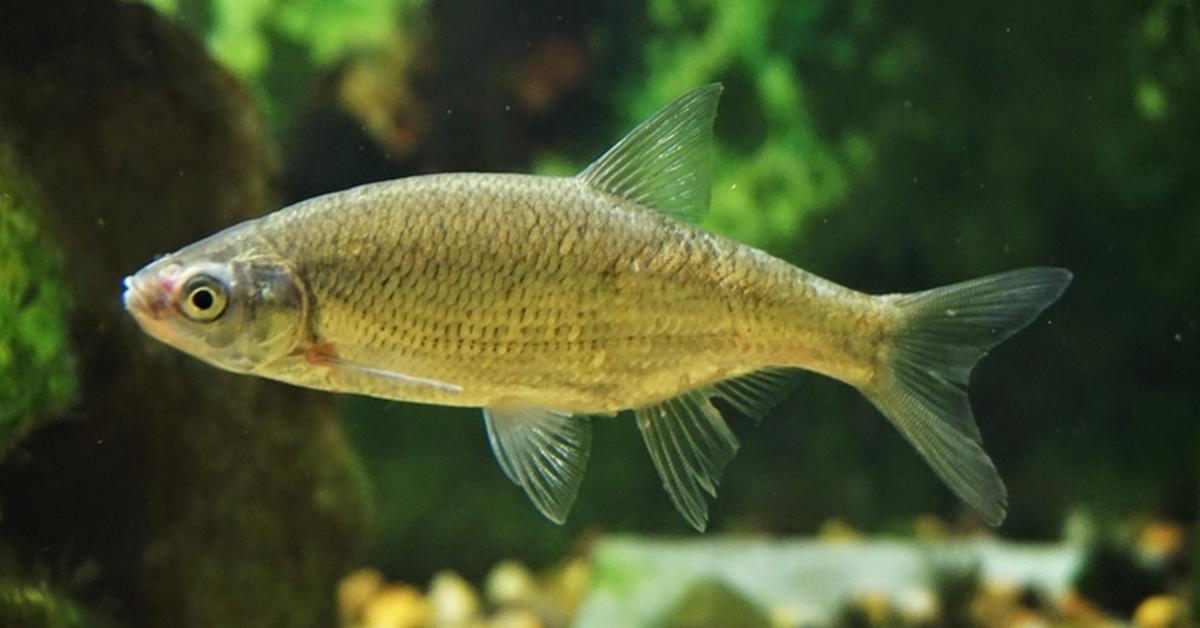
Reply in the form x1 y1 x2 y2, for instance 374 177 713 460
854 592 891 626
818 518 861 542
1007 606 1050 628
1138 521 1187 561
362 584 430 628
914 514 950 542
338 568 384 623
1059 589 1110 625
547 557 591 617
970 581 1021 626
486 560 537 607
1133 595 1188 628
488 608 544 628
429 570 481 625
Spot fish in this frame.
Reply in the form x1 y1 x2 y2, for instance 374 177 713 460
123 84 1071 531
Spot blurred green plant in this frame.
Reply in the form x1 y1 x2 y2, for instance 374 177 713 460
138 0 429 131
0 147 75 459
582 0 852 252
664 579 769 628
0 583 106 628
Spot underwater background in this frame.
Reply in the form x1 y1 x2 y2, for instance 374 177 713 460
0 0 1197 626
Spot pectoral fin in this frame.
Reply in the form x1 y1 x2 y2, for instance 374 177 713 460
483 407 592 524
635 368 797 532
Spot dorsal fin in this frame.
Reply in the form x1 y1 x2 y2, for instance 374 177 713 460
578 84 722 222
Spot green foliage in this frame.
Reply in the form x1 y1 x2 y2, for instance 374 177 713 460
139 0 429 130
0 148 75 458
616 0 850 251
143 0 424 70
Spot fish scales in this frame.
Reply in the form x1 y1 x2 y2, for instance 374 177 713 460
254 172 879 413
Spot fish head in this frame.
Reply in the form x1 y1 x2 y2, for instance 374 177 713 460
123 221 306 374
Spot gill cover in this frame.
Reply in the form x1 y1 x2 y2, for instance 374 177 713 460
223 258 306 369
126 220 306 374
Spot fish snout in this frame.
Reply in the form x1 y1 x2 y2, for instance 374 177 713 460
122 274 170 320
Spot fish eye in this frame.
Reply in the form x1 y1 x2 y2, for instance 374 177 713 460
179 275 228 322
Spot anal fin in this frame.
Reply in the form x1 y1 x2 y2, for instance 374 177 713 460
635 368 797 532
710 367 799 423
483 407 592 524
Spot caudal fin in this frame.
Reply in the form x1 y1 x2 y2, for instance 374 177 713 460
865 267 1072 525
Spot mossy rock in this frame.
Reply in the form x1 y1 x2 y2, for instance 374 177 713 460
0 146 75 459
0 2 370 627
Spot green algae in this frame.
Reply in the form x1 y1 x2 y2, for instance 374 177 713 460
0 146 75 459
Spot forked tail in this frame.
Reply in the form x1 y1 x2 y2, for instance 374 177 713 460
864 267 1072 525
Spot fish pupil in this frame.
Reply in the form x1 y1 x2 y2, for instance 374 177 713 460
191 288 214 310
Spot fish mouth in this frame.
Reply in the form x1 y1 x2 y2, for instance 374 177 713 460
122 275 167 321
122 275 148 314
122 274 184 350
